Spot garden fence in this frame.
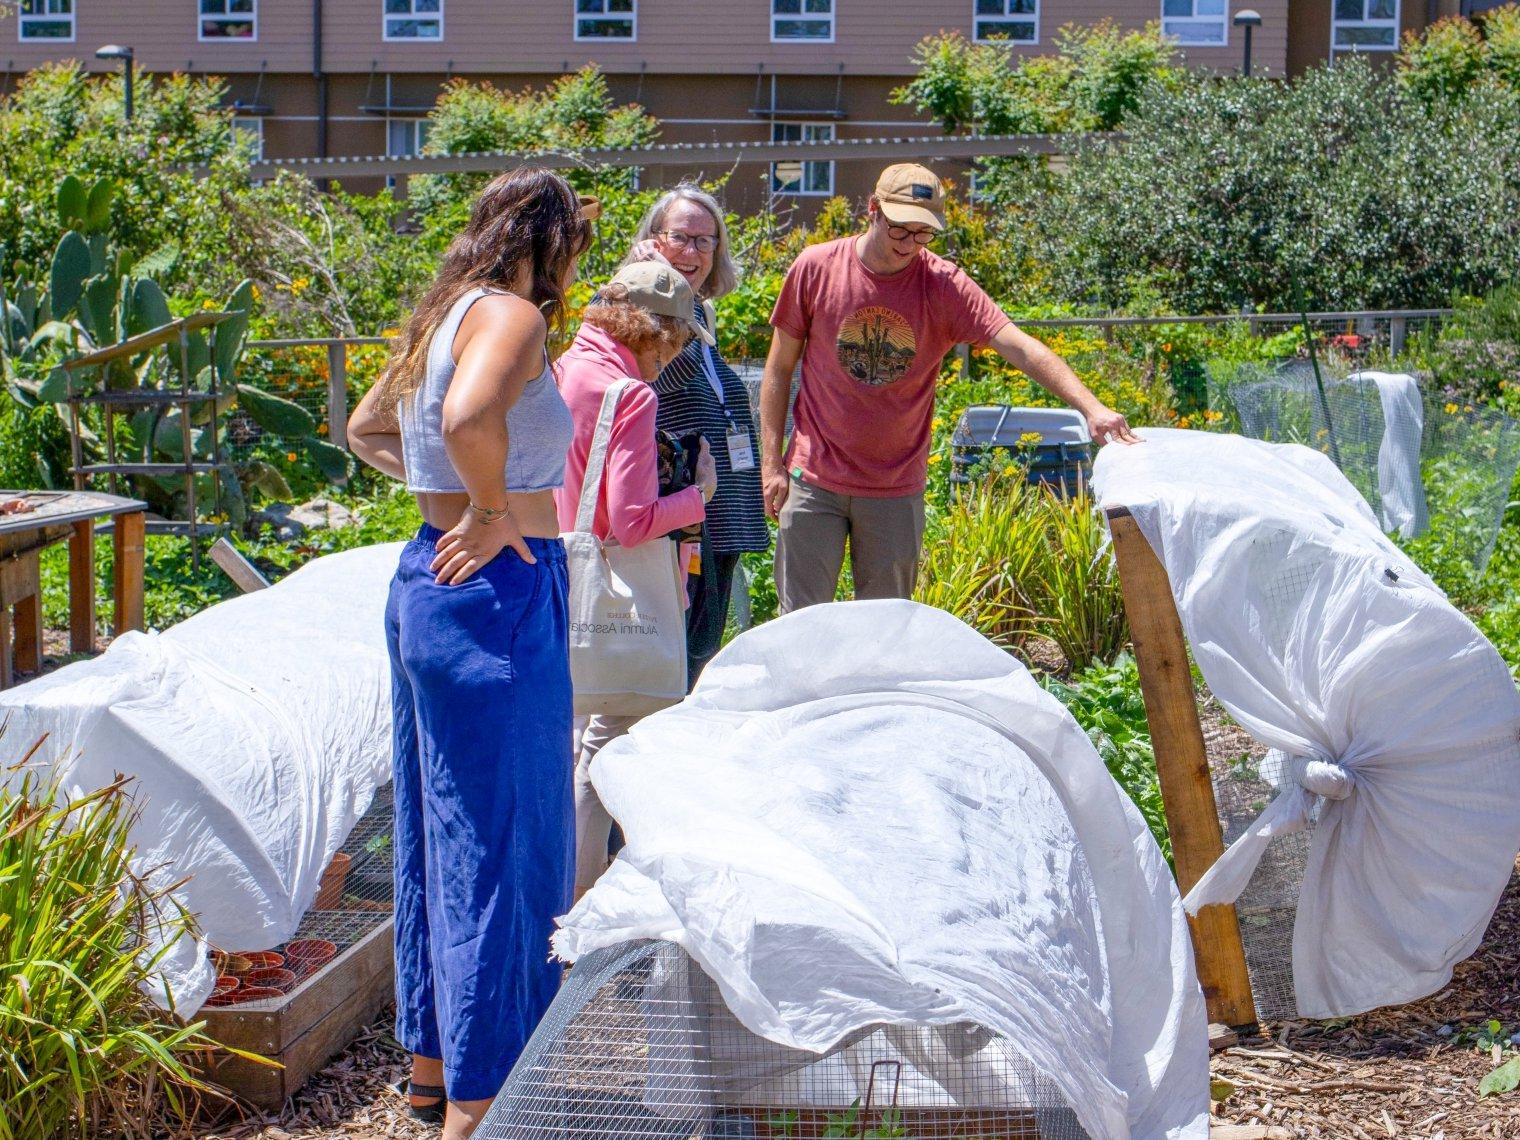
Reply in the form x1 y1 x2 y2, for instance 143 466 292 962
242 308 1451 468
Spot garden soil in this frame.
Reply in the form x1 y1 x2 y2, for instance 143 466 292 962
194 695 1520 1140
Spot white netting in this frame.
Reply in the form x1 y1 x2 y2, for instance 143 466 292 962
1221 364 1520 571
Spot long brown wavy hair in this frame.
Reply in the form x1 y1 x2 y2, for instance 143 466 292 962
373 166 592 414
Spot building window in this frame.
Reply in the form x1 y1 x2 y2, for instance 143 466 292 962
1332 0 1400 50
384 0 443 40
19 0 74 41
575 0 635 40
232 116 264 161
973 0 1038 43
387 118 431 158
1161 0 1226 45
771 122 833 196
199 0 256 40
773 0 833 41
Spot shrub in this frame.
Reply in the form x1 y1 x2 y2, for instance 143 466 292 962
891 21 1181 135
1023 56 1520 313
1415 283 1520 404
0 758 252 1138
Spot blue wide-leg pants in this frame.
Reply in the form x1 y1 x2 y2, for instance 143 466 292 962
385 525 573 1102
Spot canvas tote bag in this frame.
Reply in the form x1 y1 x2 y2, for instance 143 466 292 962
566 378 688 716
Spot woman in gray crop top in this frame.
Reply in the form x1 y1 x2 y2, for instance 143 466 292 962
348 167 592 1136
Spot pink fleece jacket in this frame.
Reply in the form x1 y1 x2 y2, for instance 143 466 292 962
554 321 706 546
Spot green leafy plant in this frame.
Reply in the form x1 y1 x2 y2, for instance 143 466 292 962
1041 654 1172 863
0 748 264 1138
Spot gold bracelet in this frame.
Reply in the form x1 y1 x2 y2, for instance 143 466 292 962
467 501 511 524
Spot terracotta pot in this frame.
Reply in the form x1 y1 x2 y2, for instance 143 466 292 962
213 975 240 995
223 985 282 1004
234 950 284 971
284 938 337 978
246 966 298 993
217 953 253 976
313 852 352 911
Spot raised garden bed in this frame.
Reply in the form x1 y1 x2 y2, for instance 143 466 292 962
202 790 395 1109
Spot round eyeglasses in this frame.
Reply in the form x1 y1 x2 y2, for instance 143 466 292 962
656 230 720 253
885 224 937 245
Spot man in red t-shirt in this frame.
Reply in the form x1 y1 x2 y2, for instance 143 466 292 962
760 162 1139 614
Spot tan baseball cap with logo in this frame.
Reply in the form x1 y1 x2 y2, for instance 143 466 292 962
873 163 946 231
605 261 716 346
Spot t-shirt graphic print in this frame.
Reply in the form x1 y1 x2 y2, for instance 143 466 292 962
769 237 1012 496
837 306 916 387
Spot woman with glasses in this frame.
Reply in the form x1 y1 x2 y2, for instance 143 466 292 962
622 184 768 683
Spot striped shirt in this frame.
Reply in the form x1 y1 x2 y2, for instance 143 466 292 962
651 302 770 555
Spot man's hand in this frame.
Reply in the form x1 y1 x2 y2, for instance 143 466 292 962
762 464 790 520
625 240 674 268
1088 405 1141 446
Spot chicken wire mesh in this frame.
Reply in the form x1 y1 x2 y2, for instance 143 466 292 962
202 783 395 1009
1220 363 1520 572
479 939 1090 1140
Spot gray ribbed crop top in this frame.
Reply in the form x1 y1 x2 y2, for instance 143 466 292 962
400 287 574 494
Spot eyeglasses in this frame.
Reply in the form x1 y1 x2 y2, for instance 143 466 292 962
885 224 936 245
656 230 720 253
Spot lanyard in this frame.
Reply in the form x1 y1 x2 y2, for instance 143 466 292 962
701 343 726 407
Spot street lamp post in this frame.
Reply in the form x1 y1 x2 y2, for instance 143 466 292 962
1232 10 1263 78
94 44 135 121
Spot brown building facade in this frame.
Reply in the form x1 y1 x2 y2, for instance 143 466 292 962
0 0 1483 211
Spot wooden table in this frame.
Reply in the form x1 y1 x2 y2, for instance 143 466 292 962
0 491 147 686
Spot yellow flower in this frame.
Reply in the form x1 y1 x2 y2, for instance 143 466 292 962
1178 416 1192 429
928 454 943 465
286 451 298 462
1002 465 1017 477
1018 431 1042 446
201 298 216 310
1444 402 1459 414
1204 409 1224 424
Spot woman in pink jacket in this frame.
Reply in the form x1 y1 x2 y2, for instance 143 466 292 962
556 261 716 897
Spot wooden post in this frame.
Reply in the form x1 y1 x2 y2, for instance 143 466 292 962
113 510 146 637
326 341 348 452
69 519 96 654
1106 506 1258 1029
12 553 41 676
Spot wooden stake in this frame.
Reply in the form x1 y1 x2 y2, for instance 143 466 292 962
12 553 40 676
113 510 146 636
209 537 271 593
1106 506 1258 1030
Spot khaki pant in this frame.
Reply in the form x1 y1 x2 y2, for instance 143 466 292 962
775 475 926 614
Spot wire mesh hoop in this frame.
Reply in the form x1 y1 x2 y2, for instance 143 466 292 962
479 940 1090 1139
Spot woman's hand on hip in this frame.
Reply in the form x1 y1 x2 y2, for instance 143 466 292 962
431 509 536 584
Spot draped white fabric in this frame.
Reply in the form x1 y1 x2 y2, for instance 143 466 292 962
1094 429 1520 1017
0 543 399 1011
555 600 1209 1139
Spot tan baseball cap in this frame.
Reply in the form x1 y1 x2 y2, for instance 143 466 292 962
874 163 946 231
605 261 715 346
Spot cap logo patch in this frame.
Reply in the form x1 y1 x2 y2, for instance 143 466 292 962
910 183 934 200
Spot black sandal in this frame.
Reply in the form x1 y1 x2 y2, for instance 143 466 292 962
396 1078 446 1125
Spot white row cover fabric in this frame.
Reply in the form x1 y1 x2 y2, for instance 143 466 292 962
1093 429 1520 1018
555 600 1208 1140
0 543 401 1012
1357 370 1429 539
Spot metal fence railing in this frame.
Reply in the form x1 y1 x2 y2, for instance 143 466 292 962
243 308 1454 455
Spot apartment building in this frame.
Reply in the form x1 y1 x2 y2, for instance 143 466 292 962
0 1 1488 212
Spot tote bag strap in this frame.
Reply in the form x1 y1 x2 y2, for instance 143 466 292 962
575 378 638 534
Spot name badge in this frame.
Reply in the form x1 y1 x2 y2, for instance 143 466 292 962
727 431 756 472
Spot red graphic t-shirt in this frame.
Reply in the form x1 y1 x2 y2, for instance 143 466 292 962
770 237 1011 497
